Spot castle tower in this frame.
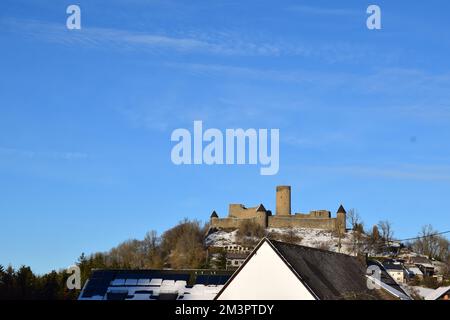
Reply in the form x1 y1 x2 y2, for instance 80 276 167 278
210 211 219 227
276 185 291 216
336 205 347 234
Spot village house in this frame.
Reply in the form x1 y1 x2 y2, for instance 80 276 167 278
223 244 252 253
226 252 248 270
383 262 405 284
409 256 435 277
405 266 424 281
215 238 411 300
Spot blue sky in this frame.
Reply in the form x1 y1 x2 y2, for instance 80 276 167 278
1 0 449 274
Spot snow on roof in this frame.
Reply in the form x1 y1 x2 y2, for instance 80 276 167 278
149 278 163 286
137 278 151 286
125 279 138 286
425 286 450 300
411 286 435 299
407 267 423 275
79 269 232 300
161 280 175 286
417 263 434 269
366 276 411 300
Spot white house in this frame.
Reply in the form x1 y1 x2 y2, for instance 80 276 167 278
215 238 411 300
383 263 405 284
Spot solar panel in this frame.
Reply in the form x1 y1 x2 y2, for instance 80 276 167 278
79 269 234 300
106 290 130 300
137 278 151 286
125 279 138 286
161 280 175 286
219 275 231 284
194 274 231 285
134 290 153 294
149 278 163 286
195 275 209 285
158 293 179 300
110 278 126 286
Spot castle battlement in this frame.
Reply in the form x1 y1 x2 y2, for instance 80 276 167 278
210 186 346 234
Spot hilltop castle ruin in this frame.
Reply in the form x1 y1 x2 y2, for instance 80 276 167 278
210 186 347 234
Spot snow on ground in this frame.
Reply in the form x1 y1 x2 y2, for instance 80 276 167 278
205 229 238 247
268 227 355 255
206 227 357 255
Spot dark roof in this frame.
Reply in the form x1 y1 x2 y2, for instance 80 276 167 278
410 256 432 264
256 204 266 212
367 260 407 294
269 240 385 300
210 211 218 218
383 263 403 271
215 238 411 300
337 205 347 214
226 252 248 260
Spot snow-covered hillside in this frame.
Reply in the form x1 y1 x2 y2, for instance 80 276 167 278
205 227 358 255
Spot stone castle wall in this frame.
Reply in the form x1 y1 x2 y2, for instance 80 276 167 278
267 216 337 230
295 210 331 219
228 204 259 219
211 213 267 229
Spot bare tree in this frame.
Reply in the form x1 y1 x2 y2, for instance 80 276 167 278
347 209 361 231
160 219 207 269
350 227 366 256
142 230 159 253
372 225 380 242
378 220 394 247
412 225 449 261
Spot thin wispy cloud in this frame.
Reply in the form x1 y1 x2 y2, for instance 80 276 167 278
163 61 361 86
0 147 89 161
0 18 283 56
283 132 356 149
288 5 357 16
164 62 450 99
115 61 450 134
1 18 391 63
304 164 450 182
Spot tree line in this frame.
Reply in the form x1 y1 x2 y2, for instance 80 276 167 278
346 209 449 263
1 219 209 300
1 215 449 299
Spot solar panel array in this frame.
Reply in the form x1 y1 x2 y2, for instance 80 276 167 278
195 274 231 285
79 269 232 300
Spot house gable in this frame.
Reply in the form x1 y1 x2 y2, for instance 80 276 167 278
216 240 316 300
